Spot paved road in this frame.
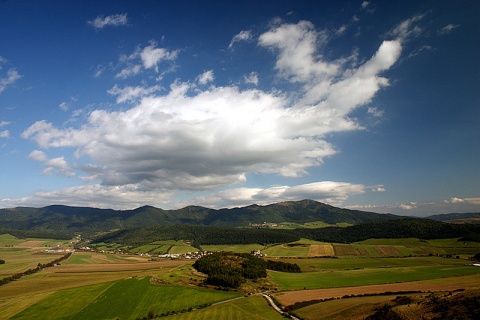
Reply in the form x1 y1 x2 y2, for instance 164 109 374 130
261 293 300 320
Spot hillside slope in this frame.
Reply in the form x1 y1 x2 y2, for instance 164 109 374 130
0 200 400 235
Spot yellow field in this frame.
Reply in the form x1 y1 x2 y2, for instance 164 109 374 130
308 244 335 256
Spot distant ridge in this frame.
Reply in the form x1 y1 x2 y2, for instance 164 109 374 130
427 212 480 224
1 199 478 237
0 199 400 235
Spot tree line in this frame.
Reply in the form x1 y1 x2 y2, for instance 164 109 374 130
91 218 480 248
0 252 72 286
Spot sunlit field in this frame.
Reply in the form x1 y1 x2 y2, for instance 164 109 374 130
1 234 479 319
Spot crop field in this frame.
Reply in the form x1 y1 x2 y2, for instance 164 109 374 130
294 294 399 320
274 273 480 306
263 243 310 257
201 243 265 253
9 277 243 320
268 261 480 290
160 295 286 320
92 240 196 255
260 237 480 258
1 234 480 319
0 235 73 277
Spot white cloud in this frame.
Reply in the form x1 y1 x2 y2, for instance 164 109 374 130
197 70 215 85
367 107 384 118
59 102 69 111
28 150 72 176
244 72 259 85
336 25 347 35
448 197 480 205
361 1 369 9
0 121 10 127
0 130 9 138
390 14 424 41
399 202 417 210
449 197 464 204
175 181 369 209
408 45 434 58
259 20 336 83
0 68 21 94
28 150 48 161
108 84 162 103
348 197 480 217
229 30 252 49
21 19 404 208
0 184 175 210
93 65 106 78
88 13 128 30
115 41 178 78
439 24 459 35
115 64 142 79
140 41 179 72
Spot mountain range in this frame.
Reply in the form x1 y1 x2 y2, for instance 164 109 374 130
0 199 478 237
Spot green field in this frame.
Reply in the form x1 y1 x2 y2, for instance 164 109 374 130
201 243 265 253
10 277 242 320
263 244 310 257
269 262 480 290
161 295 285 319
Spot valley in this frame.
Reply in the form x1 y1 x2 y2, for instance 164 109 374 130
1 231 480 319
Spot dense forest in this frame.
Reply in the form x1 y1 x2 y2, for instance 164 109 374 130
0 228 71 240
92 224 300 247
91 218 480 248
297 218 480 243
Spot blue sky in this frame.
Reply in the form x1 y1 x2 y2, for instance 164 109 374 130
0 0 479 216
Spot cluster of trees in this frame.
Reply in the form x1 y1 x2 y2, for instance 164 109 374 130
193 252 301 288
193 252 265 287
0 252 72 286
265 259 301 273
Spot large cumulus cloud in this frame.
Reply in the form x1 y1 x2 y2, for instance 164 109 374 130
19 19 407 208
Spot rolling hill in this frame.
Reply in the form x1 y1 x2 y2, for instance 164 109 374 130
0 199 400 236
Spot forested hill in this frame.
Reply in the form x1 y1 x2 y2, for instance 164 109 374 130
0 199 400 236
427 212 480 223
93 218 480 247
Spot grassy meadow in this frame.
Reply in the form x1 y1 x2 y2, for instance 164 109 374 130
1 234 479 319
